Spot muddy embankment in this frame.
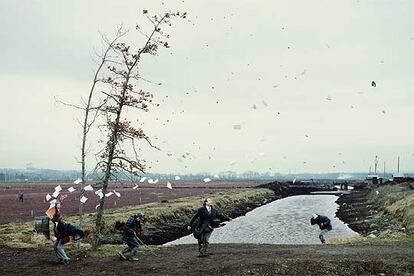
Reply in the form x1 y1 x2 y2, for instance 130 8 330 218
335 187 377 235
336 179 414 238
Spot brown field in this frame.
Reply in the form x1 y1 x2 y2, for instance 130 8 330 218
0 180 267 225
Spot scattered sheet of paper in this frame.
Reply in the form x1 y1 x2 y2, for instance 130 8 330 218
84 185 93 191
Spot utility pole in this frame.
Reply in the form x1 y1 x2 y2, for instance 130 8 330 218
383 161 386 179
397 156 400 173
374 155 378 174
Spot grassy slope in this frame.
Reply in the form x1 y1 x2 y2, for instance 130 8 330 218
367 183 414 235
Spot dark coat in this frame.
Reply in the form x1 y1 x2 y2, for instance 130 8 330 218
189 206 230 234
311 215 332 230
52 219 84 244
122 215 142 241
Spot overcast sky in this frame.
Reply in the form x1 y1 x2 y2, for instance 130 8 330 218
0 0 413 174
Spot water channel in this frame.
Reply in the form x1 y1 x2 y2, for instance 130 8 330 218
168 194 358 245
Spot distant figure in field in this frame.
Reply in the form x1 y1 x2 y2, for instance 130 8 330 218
187 198 232 257
118 211 145 261
52 208 87 264
18 192 24 202
310 213 332 244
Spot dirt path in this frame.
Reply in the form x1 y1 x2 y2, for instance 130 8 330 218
1 243 413 275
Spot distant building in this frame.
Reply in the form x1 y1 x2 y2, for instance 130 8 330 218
366 174 382 184
392 173 405 179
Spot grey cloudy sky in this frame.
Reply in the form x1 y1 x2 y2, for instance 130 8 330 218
0 0 413 174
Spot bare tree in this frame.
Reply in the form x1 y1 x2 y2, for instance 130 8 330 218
92 11 186 248
56 29 127 231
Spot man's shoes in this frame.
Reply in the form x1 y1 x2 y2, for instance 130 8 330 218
118 251 127 260
57 259 69 265
129 257 139 261
198 253 208 258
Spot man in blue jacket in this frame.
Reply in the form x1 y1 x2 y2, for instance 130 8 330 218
118 211 145 261
187 198 232 257
310 213 332 244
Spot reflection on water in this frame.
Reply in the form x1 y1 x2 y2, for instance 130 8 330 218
168 195 358 245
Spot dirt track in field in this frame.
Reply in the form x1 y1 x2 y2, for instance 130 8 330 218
1 243 413 275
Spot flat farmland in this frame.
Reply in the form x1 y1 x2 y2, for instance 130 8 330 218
0 180 268 224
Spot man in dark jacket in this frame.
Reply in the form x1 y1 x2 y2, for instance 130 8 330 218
187 198 232 257
52 208 85 264
118 211 145 261
310 213 332 243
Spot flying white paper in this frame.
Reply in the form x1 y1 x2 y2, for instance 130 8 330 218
52 190 60 198
105 192 114 197
203 178 211 183
67 187 76 193
54 185 62 192
94 189 103 195
139 177 147 183
292 178 296 184
46 194 52 201
73 178 82 185
113 190 121 197
49 199 57 208
167 182 173 189
213 174 220 179
97 192 104 199
133 185 139 190
174 176 181 181
80 196 88 203
84 184 93 191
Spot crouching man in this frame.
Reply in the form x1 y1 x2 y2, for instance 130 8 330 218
118 211 145 261
187 198 232 257
52 208 86 264
310 213 332 244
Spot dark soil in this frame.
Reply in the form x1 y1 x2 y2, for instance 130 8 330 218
335 188 376 235
1 243 413 276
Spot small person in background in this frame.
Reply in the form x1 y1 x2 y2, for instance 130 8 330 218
118 211 145 261
310 213 332 244
18 192 24 202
